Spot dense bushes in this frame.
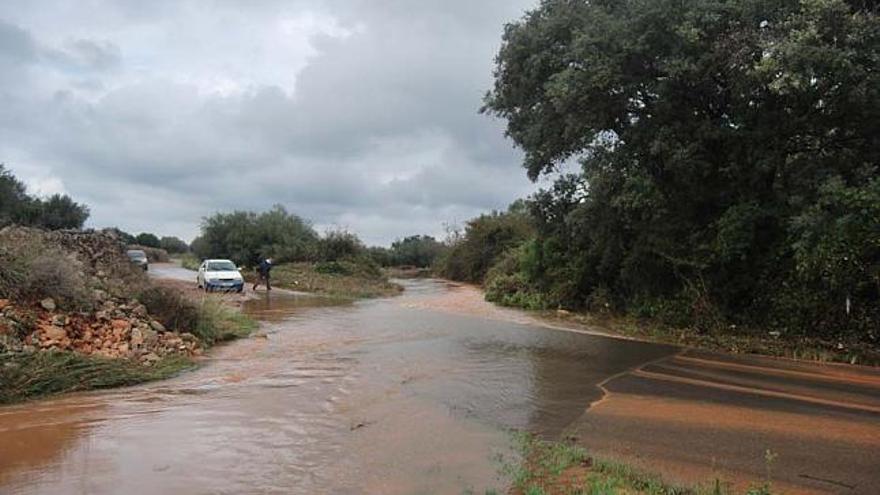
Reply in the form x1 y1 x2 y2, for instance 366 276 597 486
0 228 151 311
190 205 386 271
138 286 200 333
473 0 880 344
159 236 189 254
135 232 161 248
1 246 92 311
191 205 319 266
316 229 364 262
0 164 89 230
0 235 94 310
0 352 192 405
434 205 534 283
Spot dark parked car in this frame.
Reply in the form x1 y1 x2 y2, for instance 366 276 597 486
126 249 148 271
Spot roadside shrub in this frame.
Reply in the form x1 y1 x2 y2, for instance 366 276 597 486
138 286 199 333
484 242 550 310
134 232 161 248
194 205 318 266
585 286 614 315
317 229 364 262
435 206 534 283
137 285 256 345
159 236 189 254
485 273 549 310
179 253 200 271
194 299 256 344
314 258 383 279
388 235 445 267
0 235 92 310
315 260 353 276
22 250 92 310
0 351 192 404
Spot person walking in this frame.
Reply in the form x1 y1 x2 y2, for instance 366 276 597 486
253 257 273 291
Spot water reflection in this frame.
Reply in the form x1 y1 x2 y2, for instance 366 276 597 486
242 291 351 322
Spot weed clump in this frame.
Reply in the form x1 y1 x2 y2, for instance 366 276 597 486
0 235 93 310
0 351 193 405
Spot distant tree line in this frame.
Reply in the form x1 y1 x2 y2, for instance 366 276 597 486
0 164 90 230
189 205 375 267
434 0 879 343
188 204 452 272
369 235 445 268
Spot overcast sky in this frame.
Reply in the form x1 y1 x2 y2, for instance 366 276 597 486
0 0 542 245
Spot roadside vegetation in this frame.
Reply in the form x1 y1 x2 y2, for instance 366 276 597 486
368 235 445 269
0 352 193 405
498 433 776 495
0 213 256 404
1 282 256 405
434 0 879 363
260 261 402 298
178 252 201 271
187 205 403 298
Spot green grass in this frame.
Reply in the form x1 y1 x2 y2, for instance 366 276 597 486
258 261 403 299
0 292 258 405
498 433 776 495
194 299 258 344
537 310 880 366
178 253 201 271
0 351 194 405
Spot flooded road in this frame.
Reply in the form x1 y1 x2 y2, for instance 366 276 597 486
1 279 879 494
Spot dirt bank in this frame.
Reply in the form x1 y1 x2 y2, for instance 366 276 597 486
0 228 256 404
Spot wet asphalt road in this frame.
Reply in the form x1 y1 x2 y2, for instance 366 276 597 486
568 349 880 493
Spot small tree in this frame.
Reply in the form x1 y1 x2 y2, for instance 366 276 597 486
135 232 161 248
159 236 189 254
317 229 364 262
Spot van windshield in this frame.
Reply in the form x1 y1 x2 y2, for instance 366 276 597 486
207 261 236 271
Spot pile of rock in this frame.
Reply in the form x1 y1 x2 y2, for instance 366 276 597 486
0 295 201 364
0 227 202 365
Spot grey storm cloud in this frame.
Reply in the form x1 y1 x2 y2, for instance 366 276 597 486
0 0 541 245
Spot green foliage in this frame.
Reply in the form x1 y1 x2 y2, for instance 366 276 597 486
33 194 90 230
389 235 445 267
268 261 401 299
179 253 201 271
135 232 161 248
366 245 394 266
315 260 354 276
137 285 256 345
193 205 319 266
435 206 535 283
497 432 751 494
0 351 193 404
481 0 879 341
159 235 189 254
139 286 200 333
485 243 550 310
366 235 446 268
0 234 93 310
193 299 257 344
0 164 89 230
316 229 364 262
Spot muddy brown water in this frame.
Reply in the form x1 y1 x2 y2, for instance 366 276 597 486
0 279 676 494
2 278 879 494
